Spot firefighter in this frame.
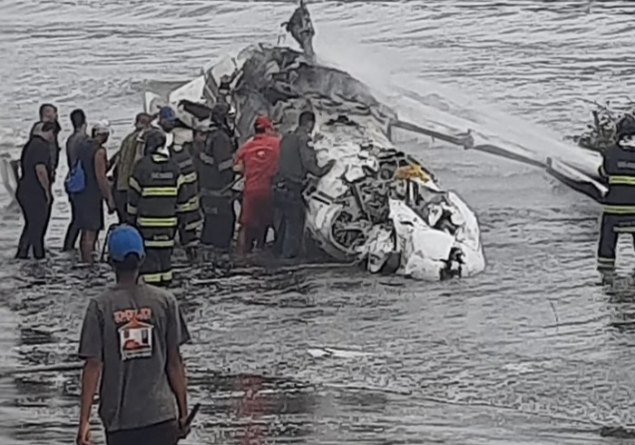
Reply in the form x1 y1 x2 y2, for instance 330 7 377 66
197 103 236 251
597 115 635 283
127 130 197 286
168 129 202 260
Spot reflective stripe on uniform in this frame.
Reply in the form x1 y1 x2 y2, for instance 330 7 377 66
127 204 138 215
129 177 142 193
608 176 635 186
177 174 187 188
177 196 200 213
152 154 169 163
142 270 173 283
604 205 635 214
141 186 178 197
598 257 616 264
145 239 175 248
181 171 198 184
185 219 203 231
218 158 233 171
614 226 635 233
137 217 178 227
200 152 215 166
178 158 194 170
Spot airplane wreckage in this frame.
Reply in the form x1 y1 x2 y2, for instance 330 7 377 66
114 2 620 279
1 2 613 280
143 2 486 281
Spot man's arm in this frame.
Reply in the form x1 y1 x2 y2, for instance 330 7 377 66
127 163 142 226
233 148 245 174
212 133 235 174
95 148 114 211
299 137 334 178
166 295 191 424
76 300 104 445
35 164 51 204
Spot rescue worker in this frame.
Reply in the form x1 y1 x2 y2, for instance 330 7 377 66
168 127 203 259
273 111 335 258
197 103 236 251
234 116 281 254
597 115 635 282
63 109 88 252
112 113 152 222
127 130 197 286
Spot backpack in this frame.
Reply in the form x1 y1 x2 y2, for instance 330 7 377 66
65 159 86 194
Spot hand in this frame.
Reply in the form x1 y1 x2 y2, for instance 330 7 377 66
107 196 116 214
76 422 91 445
178 416 191 440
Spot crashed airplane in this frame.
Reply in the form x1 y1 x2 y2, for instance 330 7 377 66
145 2 486 281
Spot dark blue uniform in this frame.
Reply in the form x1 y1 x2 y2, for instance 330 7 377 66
597 143 635 272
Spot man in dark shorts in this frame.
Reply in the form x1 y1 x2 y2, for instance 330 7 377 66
76 224 191 445
63 109 89 252
75 121 115 264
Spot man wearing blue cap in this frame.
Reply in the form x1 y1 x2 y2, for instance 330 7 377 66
76 225 191 445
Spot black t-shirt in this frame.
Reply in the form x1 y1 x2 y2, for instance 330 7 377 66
19 135 52 197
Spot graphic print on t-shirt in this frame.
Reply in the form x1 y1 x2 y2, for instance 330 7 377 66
113 307 154 361
118 318 154 360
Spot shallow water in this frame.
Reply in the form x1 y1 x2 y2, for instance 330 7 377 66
2 1 635 444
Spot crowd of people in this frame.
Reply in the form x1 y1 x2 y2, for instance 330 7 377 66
15 101 335 286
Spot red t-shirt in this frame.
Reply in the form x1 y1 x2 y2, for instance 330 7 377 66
236 134 281 194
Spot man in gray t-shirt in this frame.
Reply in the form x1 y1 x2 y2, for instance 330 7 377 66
76 225 191 445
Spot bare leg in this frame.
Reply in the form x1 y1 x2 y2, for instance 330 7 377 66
80 230 97 264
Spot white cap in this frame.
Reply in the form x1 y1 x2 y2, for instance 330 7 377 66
93 120 111 135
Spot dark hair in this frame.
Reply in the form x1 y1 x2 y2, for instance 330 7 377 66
39 103 57 119
113 253 142 272
298 111 315 127
40 121 57 133
70 109 86 130
135 112 152 124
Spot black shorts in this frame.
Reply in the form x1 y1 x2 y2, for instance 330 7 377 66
75 196 104 231
106 419 179 445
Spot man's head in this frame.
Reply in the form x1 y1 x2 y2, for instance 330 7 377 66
254 116 274 135
158 107 177 132
135 112 152 131
92 121 111 145
39 103 58 122
211 103 230 126
70 109 87 132
193 122 210 143
108 224 146 277
298 111 316 133
144 129 167 155
616 115 635 145
38 121 57 143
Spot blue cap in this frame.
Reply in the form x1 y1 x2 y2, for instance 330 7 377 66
108 225 145 262
159 106 177 122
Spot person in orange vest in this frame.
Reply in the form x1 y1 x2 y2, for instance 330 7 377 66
234 116 281 254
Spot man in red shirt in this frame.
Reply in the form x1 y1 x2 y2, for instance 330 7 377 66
234 116 281 254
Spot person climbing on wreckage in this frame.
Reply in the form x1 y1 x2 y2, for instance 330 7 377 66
274 111 335 259
597 115 635 284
